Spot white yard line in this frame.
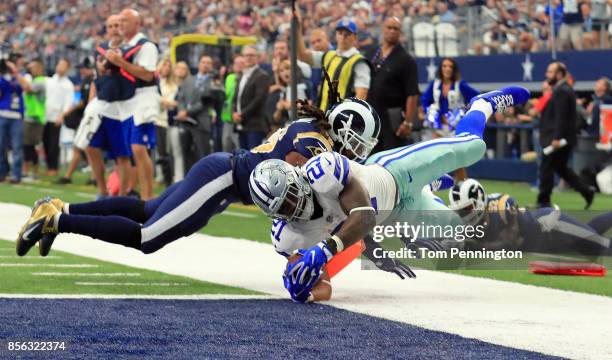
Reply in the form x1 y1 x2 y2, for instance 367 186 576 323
0 293 277 300
0 202 611 359
74 282 187 287
32 272 141 277
13 185 61 194
0 264 97 268
0 255 62 259
220 210 257 219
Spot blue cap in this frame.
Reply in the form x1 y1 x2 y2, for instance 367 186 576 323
335 19 357 34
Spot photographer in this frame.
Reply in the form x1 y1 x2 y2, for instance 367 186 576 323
0 57 25 183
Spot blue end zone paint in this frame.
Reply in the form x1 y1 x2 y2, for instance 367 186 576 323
0 299 559 359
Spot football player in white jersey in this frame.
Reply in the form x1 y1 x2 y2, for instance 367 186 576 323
250 86 530 302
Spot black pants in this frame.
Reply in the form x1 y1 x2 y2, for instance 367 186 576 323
43 123 60 170
180 127 211 172
155 126 172 186
537 146 591 205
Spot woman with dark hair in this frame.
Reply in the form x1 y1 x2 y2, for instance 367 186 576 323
421 58 480 138
420 58 480 180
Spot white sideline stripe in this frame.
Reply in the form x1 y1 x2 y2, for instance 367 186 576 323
1 202 611 359
141 171 233 243
32 272 141 277
75 282 188 287
220 210 257 219
13 185 61 194
74 192 96 199
0 263 97 268
0 255 62 259
0 294 278 300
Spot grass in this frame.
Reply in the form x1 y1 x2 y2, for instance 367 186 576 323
0 239 257 295
1 171 612 297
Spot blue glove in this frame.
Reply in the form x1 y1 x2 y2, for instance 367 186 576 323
283 243 334 303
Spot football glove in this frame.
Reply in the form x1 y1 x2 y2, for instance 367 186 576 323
284 242 333 300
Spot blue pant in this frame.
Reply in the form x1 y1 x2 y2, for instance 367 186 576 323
61 152 242 254
239 131 266 150
0 117 23 180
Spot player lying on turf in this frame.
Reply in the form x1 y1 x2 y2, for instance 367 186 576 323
248 86 531 302
440 179 612 256
15 97 381 257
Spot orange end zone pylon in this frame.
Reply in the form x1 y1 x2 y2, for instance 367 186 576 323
326 240 365 278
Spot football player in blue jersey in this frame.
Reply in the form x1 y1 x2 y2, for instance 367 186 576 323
447 179 612 256
15 97 381 257
249 86 531 302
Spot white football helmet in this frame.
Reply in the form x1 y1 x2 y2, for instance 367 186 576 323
448 178 487 225
249 159 314 223
326 98 380 162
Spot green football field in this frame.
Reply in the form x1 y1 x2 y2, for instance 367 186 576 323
0 172 611 297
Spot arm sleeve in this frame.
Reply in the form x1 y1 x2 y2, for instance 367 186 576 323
403 56 420 97
134 43 158 72
311 51 324 69
552 90 570 140
352 61 371 89
459 80 480 103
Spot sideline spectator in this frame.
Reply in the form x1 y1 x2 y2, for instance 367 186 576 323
221 56 243 153
0 59 24 183
421 57 479 180
233 45 270 149
56 58 95 184
168 61 190 183
272 59 310 128
176 55 215 171
87 13 132 198
156 57 178 187
590 0 611 48
296 15 370 111
44 58 74 177
20 59 46 182
308 28 333 102
586 77 612 135
111 8 159 200
537 62 595 208
368 17 420 153
421 58 479 138
558 0 584 50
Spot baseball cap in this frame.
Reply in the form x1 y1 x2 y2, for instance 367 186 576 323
335 19 357 34
78 57 93 69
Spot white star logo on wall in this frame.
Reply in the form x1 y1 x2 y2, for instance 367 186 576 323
426 59 437 81
522 54 534 82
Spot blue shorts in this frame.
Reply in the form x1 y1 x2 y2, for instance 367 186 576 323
130 121 156 149
89 117 132 159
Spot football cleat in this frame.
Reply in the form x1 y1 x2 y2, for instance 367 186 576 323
16 202 60 256
469 86 530 113
32 197 64 256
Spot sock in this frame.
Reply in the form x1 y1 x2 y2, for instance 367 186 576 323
68 197 147 223
58 214 141 250
588 212 612 236
455 99 493 138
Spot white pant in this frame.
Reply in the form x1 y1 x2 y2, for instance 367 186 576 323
167 126 184 183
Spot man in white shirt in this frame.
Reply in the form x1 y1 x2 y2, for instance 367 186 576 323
105 8 159 199
44 58 74 177
296 16 371 111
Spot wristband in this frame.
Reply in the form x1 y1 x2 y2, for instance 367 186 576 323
349 206 375 214
324 235 344 255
